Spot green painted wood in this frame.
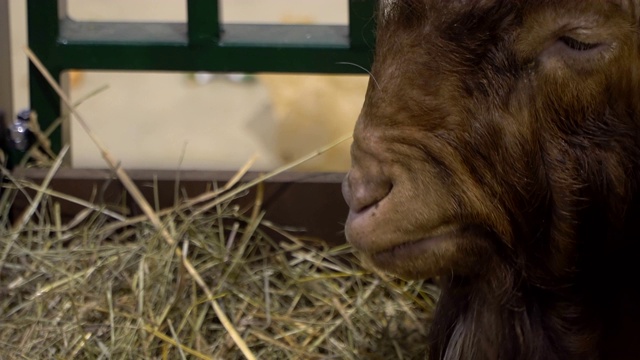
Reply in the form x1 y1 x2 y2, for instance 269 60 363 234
27 0 63 159
57 21 370 73
187 0 220 45
349 0 377 49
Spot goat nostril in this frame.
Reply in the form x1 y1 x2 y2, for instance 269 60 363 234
343 172 392 213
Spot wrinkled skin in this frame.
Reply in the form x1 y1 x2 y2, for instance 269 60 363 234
342 1 640 359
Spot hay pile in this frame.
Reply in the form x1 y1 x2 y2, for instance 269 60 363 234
0 171 438 359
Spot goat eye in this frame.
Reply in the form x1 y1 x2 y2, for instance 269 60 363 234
559 36 599 51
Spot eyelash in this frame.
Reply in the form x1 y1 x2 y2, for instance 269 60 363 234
559 36 600 51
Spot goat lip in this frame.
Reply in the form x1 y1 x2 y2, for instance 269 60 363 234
369 225 461 264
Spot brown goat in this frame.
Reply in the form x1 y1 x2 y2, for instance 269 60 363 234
342 1 640 359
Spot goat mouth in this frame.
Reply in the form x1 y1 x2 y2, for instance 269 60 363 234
369 224 466 267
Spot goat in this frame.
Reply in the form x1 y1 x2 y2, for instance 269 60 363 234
342 1 640 359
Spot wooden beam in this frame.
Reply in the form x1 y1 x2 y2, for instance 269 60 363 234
12 167 349 245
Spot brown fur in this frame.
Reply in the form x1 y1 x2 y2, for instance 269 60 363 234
342 1 640 359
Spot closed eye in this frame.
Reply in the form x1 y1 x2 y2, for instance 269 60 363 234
559 36 600 51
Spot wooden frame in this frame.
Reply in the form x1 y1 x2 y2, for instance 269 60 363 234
12 168 348 244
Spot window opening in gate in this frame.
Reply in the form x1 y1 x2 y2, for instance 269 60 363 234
220 0 348 25
67 0 187 22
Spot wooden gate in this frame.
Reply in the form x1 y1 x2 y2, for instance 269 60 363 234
26 0 376 157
